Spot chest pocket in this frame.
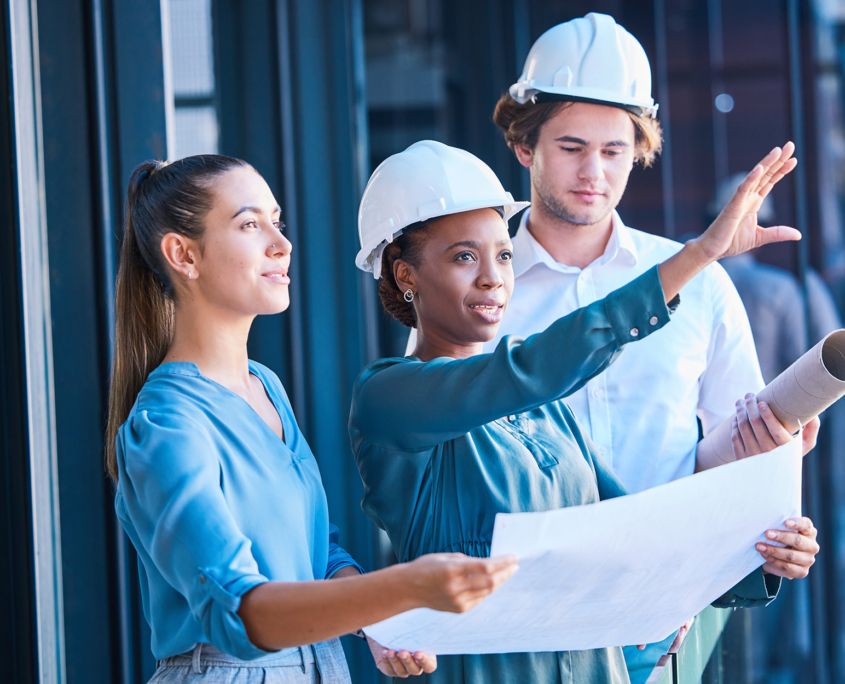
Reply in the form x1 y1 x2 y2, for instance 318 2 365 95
497 416 559 469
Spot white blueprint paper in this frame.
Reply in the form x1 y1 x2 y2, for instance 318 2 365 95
363 439 802 654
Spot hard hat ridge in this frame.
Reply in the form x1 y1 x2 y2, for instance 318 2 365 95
356 141 529 278
509 12 658 117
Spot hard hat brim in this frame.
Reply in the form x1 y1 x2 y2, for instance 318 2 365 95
356 199 530 275
532 92 653 118
510 83 658 118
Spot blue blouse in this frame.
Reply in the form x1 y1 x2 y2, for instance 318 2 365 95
114 361 363 661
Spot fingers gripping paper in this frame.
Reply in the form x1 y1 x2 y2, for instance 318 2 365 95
363 439 802 654
698 329 845 468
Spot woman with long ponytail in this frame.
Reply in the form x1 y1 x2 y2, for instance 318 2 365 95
106 155 518 683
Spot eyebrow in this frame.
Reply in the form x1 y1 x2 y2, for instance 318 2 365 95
445 239 512 252
231 204 282 219
555 135 630 148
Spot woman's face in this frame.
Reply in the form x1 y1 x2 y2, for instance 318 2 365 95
402 207 514 347
187 167 292 316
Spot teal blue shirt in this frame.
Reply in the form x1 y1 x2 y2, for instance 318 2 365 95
115 361 363 661
350 267 777 684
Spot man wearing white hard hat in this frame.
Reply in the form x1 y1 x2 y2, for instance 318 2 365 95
484 12 820 683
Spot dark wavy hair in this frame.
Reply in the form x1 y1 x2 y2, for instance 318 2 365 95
378 226 433 328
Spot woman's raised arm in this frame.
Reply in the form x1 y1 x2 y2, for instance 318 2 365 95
352 265 672 451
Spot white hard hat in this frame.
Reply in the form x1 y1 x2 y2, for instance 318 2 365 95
356 140 529 277
509 12 658 117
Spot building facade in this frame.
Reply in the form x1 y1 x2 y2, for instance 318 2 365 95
2 1 845 682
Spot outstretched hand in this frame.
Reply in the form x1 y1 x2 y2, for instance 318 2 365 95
693 143 801 261
367 636 437 678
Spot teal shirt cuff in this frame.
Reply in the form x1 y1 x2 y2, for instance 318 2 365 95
602 266 677 346
713 568 781 608
326 523 365 578
326 560 365 578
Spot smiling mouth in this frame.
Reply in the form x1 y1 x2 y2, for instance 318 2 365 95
262 272 290 284
469 303 504 323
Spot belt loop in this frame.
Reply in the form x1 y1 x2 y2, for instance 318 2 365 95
191 643 204 674
298 645 307 674
311 643 322 679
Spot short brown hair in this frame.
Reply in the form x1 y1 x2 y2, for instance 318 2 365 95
492 94 663 168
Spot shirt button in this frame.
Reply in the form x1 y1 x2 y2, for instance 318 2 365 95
593 388 604 398
649 316 659 326
630 327 639 337
199 574 206 583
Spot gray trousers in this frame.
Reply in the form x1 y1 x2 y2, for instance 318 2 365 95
149 639 352 683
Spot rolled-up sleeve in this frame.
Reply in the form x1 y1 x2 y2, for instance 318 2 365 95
116 410 270 660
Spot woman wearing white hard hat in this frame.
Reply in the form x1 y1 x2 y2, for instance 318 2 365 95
350 141 820 683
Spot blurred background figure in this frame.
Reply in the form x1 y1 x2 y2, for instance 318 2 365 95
6 1 845 683
699 174 844 684
714 173 842 383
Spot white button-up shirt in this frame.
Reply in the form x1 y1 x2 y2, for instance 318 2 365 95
481 209 764 493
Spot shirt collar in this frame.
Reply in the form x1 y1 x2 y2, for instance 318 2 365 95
512 209 638 278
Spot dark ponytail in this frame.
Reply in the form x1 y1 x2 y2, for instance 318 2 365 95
105 155 251 480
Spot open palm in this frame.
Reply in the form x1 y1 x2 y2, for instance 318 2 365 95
696 142 801 260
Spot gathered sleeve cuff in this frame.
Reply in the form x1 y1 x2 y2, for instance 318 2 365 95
325 523 365 578
602 266 678 344
712 568 781 609
352 265 675 451
116 409 273 660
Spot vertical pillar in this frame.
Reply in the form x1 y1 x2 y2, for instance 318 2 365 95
787 0 831 681
5 0 65 682
275 0 379 679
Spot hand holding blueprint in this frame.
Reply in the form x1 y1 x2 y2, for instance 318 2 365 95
363 439 802 654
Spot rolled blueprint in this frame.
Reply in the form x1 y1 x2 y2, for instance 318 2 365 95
698 329 845 468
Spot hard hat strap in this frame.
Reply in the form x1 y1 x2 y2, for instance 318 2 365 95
532 92 644 118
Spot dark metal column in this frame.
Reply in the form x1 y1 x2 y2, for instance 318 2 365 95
275 0 381 680
34 0 130 679
787 0 831 682
653 0 676 239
